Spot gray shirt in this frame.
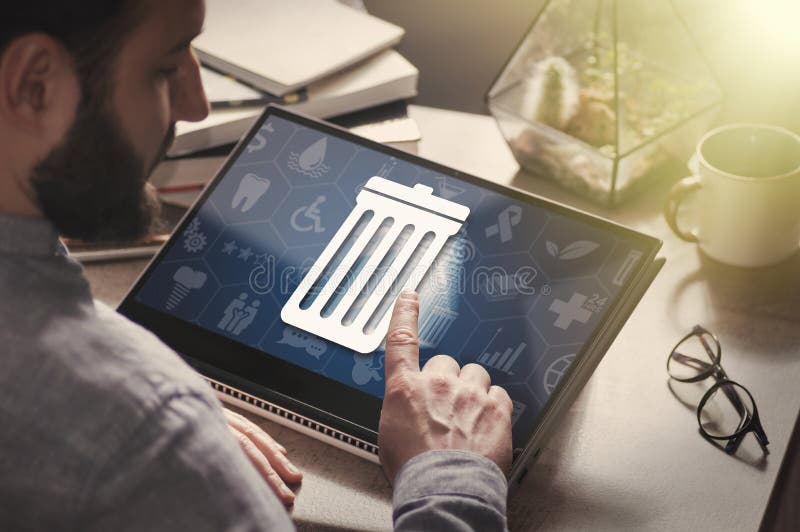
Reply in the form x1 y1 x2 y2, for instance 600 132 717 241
0 215 508 531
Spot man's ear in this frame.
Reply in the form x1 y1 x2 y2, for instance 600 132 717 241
0 33 79 140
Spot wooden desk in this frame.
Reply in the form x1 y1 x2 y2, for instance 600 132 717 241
85 105 800 531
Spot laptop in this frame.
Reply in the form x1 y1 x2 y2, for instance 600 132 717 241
119 105 664 485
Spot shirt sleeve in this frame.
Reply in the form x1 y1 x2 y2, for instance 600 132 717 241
391 450 509 532
77 392 295 532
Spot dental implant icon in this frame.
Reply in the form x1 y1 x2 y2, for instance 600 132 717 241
166 266 207 311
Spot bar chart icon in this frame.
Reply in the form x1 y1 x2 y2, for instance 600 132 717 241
477 328 525 375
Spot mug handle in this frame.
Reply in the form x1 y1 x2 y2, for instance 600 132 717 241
664 176 701 243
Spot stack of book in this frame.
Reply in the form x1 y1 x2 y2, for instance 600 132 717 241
153 0 421 208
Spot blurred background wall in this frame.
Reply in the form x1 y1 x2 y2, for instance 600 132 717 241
365 0 800 133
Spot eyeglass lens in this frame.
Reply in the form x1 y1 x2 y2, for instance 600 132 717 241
699 381 754 438
667 329 720 381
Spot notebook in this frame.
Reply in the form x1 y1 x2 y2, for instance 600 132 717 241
193 0 404 96
170 50 418 157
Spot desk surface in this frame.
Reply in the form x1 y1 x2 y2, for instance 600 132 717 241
85 105 800 531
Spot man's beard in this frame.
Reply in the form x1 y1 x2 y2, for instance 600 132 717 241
29 97 174 242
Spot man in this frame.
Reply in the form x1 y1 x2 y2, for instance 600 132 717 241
0 1 512 530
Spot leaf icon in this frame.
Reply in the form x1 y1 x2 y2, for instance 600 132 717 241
558 240 599 260
546 241 559 257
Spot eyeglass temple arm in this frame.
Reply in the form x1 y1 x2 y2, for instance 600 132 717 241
697 333 717 361
671 351 713 372
724 434 744 454
723 417 770 454
719 383 749 425
752 414 770 451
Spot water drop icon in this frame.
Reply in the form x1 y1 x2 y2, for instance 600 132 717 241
299 138 327 171
287 137 331 178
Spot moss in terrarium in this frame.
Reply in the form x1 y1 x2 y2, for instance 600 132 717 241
577 38 712 152
566 88 616 147
508 125 614 203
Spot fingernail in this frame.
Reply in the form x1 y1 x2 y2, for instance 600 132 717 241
281 485 295 499
283 458 300 475
399 291 417 301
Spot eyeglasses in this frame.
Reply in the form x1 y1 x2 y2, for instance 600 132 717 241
667 325 769 454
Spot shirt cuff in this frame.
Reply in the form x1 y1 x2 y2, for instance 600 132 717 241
392 449 508 516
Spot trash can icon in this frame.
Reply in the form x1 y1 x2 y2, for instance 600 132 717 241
281 176 470 353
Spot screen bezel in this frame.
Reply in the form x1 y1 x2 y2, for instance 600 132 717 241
118 104 662 448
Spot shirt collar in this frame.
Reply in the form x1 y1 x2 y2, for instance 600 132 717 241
0 215 64 257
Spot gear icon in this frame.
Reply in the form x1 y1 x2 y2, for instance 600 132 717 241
184 218 201 236
183 232 207 253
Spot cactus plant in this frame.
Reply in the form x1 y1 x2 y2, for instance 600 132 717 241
520 56 579 131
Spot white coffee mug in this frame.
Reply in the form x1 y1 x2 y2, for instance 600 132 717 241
664 123 800 267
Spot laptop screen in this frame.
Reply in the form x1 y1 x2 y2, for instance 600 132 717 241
131 110 656 446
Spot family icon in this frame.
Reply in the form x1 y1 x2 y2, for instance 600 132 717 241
218 292 260 335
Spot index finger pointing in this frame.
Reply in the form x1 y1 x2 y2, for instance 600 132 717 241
384 291 421 378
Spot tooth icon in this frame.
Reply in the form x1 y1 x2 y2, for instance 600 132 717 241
232 173 271 213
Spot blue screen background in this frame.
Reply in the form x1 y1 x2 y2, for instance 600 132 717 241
135 115 649 443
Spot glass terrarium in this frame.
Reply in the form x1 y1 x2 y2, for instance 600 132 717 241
488 0 723 206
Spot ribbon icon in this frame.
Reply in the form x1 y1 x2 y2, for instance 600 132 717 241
485 205 522 243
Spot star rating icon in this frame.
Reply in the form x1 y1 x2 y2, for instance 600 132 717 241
222 240 238 255
254 253 270 266
238 247 254 261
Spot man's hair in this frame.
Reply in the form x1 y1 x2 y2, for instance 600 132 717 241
0 1 143 99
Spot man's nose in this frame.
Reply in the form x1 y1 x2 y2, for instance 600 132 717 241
171 50 210 123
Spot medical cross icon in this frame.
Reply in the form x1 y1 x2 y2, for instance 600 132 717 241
548 292 592 330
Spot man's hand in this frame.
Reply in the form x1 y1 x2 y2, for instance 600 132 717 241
378 291 513 483
223 408 303 504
